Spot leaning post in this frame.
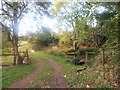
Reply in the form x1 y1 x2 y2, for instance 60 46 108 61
101 48 104 66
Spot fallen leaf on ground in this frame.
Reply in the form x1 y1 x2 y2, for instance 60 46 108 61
30 80 32 84
47 86 50 88
63 75 66 78
86 85 90 88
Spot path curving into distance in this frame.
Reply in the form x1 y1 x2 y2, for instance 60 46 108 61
8 57 66 88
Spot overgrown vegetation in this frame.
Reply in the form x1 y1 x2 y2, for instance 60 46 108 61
45 51 118 88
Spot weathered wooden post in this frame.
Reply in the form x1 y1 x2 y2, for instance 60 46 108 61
86 51 88 62
86 51 88 66
73 54 76 59
26 49 29 60
101 48 104 65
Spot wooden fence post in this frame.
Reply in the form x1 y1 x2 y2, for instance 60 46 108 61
86 51 88 63
102 48 104 65
26 49 29 60
73 54 76 59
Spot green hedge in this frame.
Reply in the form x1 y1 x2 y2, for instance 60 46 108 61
45 50 65 57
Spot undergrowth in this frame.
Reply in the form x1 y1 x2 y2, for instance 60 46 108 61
44 48 119 88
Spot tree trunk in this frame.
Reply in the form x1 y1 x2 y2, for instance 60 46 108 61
13 23 19 65
13 3 19 65
13 43 16 65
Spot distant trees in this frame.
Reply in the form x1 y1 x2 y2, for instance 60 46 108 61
28 27 59 50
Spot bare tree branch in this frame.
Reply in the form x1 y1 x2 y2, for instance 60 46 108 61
1 8 13 18
17 3 29 19
0 14 7 15
71 17 75 28
3 0 13 8
0 22 4 26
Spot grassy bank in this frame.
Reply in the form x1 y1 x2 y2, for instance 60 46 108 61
43 51 118 88
2 64 35 88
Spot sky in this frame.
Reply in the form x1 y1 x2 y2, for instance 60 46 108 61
0 0 1 7
19 3 106 36
19 11 58 36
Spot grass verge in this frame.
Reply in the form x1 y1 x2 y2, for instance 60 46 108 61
2 64 35 88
